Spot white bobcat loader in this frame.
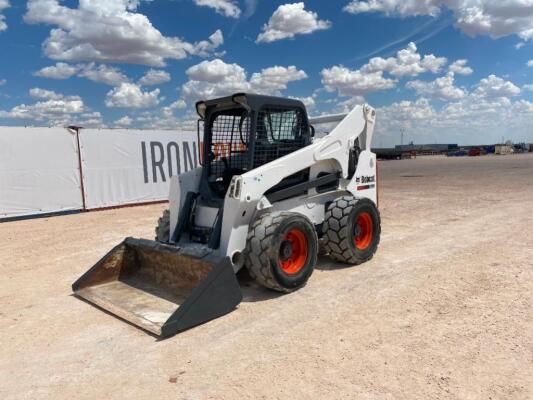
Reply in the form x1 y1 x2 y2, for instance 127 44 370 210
73 93 381 337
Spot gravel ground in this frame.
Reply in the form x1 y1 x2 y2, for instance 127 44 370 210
1 154 532 400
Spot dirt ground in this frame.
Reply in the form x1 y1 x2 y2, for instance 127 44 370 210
1 154 532 400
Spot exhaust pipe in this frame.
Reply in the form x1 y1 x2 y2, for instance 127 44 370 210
72 238 242 337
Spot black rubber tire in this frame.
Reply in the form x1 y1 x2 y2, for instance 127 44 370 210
323 196 381 265
244 211 318 293
155 209 170 243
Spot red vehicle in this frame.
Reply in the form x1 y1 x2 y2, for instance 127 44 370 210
468 148 481 157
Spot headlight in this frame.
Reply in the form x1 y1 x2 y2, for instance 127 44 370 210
228 176 242 199
195 101 207 119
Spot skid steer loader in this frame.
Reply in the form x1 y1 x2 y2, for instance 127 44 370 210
73 93 381 337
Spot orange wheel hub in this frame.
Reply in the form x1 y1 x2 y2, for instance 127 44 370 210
354 212 373 250
279 229 308 275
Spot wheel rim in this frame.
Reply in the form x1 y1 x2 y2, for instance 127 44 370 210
279 229 308 275
354 212 373 250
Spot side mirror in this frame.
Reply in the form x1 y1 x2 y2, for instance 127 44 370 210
310 125 315 138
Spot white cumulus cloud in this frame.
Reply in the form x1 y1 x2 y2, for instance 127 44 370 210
194 0 241 18
34 62 80 80
362 42 447 77
375 72 533 146
256 2 331 43
79 63 130 86
0 90 86 123
114 115 133 126
34 62 130 86
406 73 467 100
29 88 64 100
343 0 533 41
344 0 440 17
380 98 437 124
105 82 161 108
249 66 308 92
0 0 10 32
473 74 521 98
168 99 187 110
321 42 447 97
321 66 396 97
159 99 188 122
138 69 171 86
448 59 473 75
24 0 224 66
182 59 308 99
77 111 105 127
290 96 316 109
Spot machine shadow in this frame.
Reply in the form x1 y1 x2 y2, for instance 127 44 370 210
236 269 284 303
314 254 353 271
314 240 353 271
236 248 351 304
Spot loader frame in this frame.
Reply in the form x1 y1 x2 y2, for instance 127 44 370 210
169 93 378 271
73 92 379 338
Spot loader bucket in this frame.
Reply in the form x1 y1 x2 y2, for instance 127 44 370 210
72 238 242 338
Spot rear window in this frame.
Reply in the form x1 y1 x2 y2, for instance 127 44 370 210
258 108 306 143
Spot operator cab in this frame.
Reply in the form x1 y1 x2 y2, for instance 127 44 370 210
196 93 313 202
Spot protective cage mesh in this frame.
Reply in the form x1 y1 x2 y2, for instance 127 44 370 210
208 107 308 185
253 107 307 168
209 113 251 182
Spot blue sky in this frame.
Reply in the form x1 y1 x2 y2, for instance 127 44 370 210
0 0 532 146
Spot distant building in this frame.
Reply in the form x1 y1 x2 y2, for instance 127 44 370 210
495 145 514 155
373 148 409 160
395 143 459 153
513 143 529 153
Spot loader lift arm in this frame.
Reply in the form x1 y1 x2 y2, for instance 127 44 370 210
218 102 377 263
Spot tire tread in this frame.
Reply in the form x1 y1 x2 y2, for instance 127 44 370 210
244 211 317 293
323 196 381 264
155 209 170 243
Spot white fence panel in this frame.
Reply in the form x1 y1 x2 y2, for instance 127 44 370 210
80 129 199 209
0 127 83 219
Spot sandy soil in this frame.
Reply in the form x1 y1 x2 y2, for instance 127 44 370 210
1 154 532 400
